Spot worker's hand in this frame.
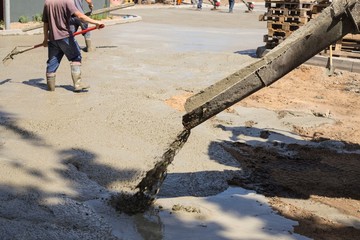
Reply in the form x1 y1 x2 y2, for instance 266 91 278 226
43 39 48 47
95 22 104 29
88 3 94 10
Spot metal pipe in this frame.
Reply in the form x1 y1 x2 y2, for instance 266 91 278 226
4 0 10 30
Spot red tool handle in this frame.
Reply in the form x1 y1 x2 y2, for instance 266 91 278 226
32 24 105 49
4 24 105 62
73 24 105 36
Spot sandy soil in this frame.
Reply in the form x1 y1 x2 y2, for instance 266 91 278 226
0 4 359 240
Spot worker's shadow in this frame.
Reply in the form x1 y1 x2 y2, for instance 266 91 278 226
22 78 80 92
23 78 48 90
0 79 11 86
58 84 84 92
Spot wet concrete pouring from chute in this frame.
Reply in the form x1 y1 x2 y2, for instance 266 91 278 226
110 129 191 215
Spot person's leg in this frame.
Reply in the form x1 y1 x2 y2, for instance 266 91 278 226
70 61 89 92
230 0 235 12
81 22 93 52
46 41 64 91
69 17 80 34
197 0 202 9
58 37 89 92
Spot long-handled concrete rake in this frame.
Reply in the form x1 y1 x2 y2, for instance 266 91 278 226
2 24 104 65
2 43 43 65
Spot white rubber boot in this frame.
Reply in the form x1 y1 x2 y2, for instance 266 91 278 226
71 62 90 92
46 73 56 91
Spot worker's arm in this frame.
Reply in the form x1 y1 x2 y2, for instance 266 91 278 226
73 11 102 28
43 22 49 47
85 0 94 10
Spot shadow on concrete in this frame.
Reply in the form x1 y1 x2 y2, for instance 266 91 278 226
22 78 47 91
58 84 81 92
234 49 257 58
0 107 316 239
0 110 45 145
211 124 360 200
22 78 78 92
0 108 145 238
202 123 360 240
0 79 11 85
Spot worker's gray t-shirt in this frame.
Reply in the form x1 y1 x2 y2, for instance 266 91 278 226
42 0 78 41
74 0 85 14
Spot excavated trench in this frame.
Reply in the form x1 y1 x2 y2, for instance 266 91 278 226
110 129 191 215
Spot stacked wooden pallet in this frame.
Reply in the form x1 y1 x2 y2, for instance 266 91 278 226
326 34 360 59
315 1 360 59
262 0 314 49
262 0 360 59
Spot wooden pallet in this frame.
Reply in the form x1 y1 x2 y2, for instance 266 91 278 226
260 0 360 59
334 34 360 53
339 41 360 52
268 28 293 38
264 8 312 18
265 2 314 10
343 34 360 42
320 42 360 59
332 50 360 59
265 14 310 24
321 50 360 59
267 21 302 31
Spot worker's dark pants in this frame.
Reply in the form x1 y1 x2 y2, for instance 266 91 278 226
46 37 82 74
70 17 90 39
197 0 202 9
229 0 235 12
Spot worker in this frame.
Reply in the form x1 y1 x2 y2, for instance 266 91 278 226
228 0 235 13
42 0 102 92
71 0 94 52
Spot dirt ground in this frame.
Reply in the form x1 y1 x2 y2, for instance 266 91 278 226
1 3 360 240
